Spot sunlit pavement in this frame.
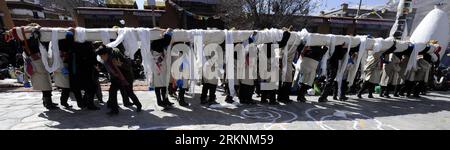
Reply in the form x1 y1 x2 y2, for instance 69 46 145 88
1 87 450 130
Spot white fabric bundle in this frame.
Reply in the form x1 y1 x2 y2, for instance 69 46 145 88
405 43 427 75
320 35 339 76
75 27 87 43
137 28 157 85
38 28 68 42
190 29 204 81
225 30 236 96
39 29 62 73
254 29 282 90
410 5 449 60
347 37 361 48
100 29 111 45
394 40 410 52
226 30 253 95
254 29 282 44
232 30 254 83
286 31 301 45
348 36 368 86
282 31 302 82
203 30 225 44
293 29 310 83
204 30 225 79
372 38 394 53
106 28 140 59
172 30 191 42
336 36 353 96
305 33 331 46
15 27 25 41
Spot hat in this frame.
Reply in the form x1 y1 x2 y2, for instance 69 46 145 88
95 45 112 55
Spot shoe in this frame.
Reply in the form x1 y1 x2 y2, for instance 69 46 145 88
224 97 234 104
87 105 100 110
339 97 348 101
333 96 338 100
241 99 257 105
393 94 399 97
357 94 362 99
136 105 142 112
200 99 209 105
107 110 119 116
78 102 87 109
368 94 374 98
123 102 134 107
278 99 293 104
297 96 307 103
163 99 174 107
61 102 72 109
247 100 257 105
43 97 58 110
178 97 190 107
260 99 268 104
179 100 190 107
318 97 328 103
208 101 219 105
268 101 279 105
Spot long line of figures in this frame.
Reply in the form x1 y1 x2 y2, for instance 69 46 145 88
4 24 446 115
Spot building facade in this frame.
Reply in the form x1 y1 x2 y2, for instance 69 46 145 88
5 0 75 27
75 0 223 29
322 3 397 20
308 3 398 38
75 0 166 28
160 0 223 29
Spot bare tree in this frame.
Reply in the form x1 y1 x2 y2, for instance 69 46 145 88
217 0 317 29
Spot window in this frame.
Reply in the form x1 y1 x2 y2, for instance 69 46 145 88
33 12 39 18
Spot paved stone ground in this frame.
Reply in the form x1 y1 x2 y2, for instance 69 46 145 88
1 84 450 130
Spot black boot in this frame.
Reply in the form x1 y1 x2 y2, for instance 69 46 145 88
393 85 400 97
107 109 119 115
357 82 369 99
413 82 421 98
60 88 72 108
379 86 385 97
268 91 279 105
155 87 168 107
260 93 268 104
85 93 100 110
133 101 142 112
297 84 309 102
419 81 427 95
333 81 339 100
43 97 58 110
339 81 349 101
208 85 219 105
384 85 391 98
178 88 189 107
404 81 415 97
277 83 292 104
319 80 334 103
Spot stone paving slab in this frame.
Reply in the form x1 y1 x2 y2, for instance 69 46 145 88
1 87 450 130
